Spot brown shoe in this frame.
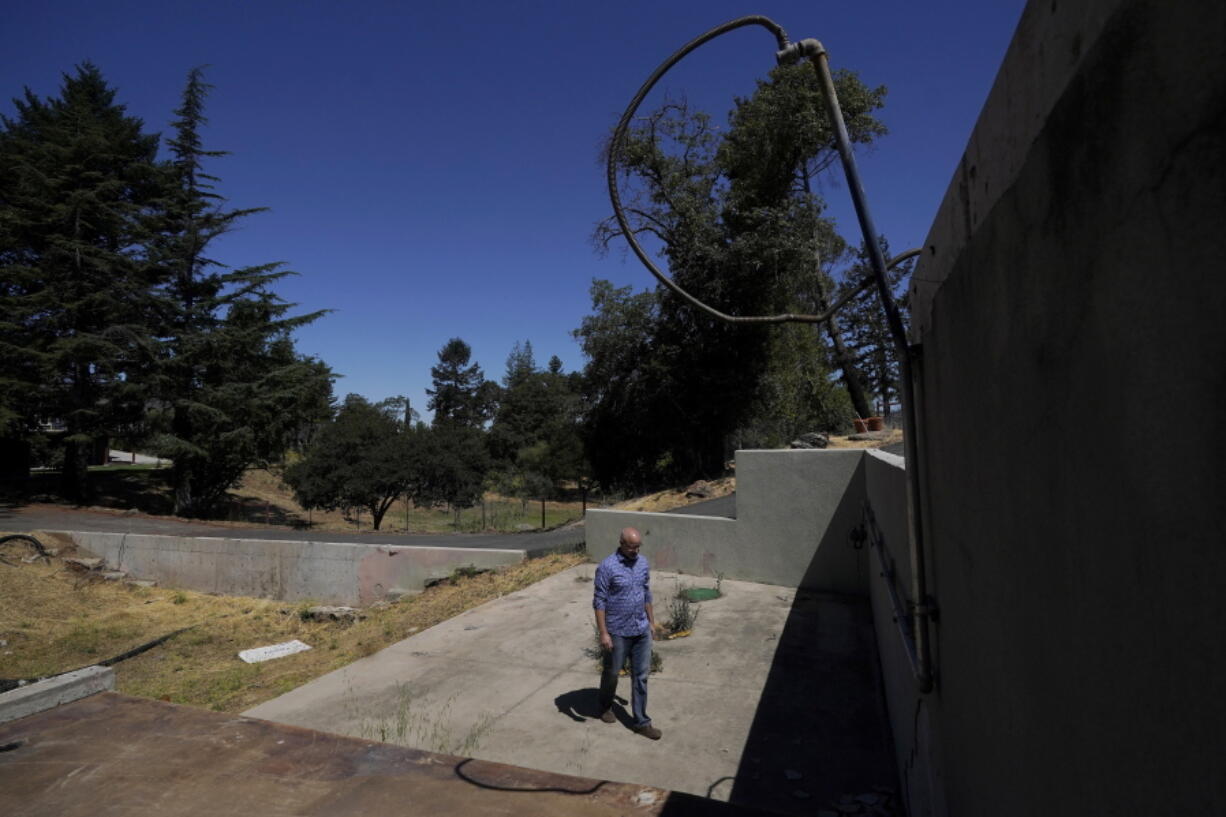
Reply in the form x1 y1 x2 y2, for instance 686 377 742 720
600 709 616 723
634 724 662 740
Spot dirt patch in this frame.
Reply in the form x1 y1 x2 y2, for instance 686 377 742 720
0 531 585 713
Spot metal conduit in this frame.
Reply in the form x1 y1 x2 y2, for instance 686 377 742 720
607 16 934 693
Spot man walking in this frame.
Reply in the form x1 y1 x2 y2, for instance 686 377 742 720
593 526 662 739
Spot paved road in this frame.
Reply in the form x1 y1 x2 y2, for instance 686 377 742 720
0 503 585 556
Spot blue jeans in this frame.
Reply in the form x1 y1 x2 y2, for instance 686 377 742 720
599 632 652 728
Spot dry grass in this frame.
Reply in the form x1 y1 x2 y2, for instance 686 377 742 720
0 532 585 713
614 477 737 513
225 469 584 533
826 427 905 450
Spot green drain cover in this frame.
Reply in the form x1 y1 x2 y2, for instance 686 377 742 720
681 587 721 602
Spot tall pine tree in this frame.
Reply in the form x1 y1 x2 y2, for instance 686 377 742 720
146 67 333 516
0 64 161 501
426 338 494 429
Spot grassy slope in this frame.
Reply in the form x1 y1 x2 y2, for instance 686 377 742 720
0 533 584 713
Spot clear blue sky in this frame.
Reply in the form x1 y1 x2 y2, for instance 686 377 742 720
3 1 1025 419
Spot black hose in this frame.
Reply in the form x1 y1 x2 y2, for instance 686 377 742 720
0 534 49 564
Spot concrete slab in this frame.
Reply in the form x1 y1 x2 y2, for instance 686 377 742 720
246 565 898 815
0 692 783 817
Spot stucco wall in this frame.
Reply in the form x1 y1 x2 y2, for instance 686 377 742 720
587 449 868 592
60 531 525 606
905 0 1226 814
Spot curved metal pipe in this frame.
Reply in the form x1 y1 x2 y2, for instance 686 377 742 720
792 39 935 694
606 17 935 692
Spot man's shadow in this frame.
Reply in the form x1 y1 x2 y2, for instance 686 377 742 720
554 688 628 723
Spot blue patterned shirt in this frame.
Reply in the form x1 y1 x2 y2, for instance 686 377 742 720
593 550 653 636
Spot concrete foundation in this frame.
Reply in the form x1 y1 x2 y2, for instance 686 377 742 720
53 530 526 606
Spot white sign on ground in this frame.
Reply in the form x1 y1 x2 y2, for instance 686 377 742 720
238 640 312 664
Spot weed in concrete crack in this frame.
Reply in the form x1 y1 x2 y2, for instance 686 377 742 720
352 683 494 755
666 592 697 635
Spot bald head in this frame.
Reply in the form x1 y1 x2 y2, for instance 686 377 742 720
618 527 642 559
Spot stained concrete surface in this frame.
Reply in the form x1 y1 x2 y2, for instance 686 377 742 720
245 564 898 815
0 692 784 817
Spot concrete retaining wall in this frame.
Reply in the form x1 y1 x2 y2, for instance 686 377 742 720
55 531 525 606
861 450 947 817
0 666 115 725
897 1 1226 814
587 449 869 592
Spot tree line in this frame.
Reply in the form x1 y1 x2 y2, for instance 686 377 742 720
285 338 586 531
0 64 332 514
2 59 910 521
292 61 915 513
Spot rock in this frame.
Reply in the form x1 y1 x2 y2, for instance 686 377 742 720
784 769 803 781
305 605 363 623
684 480 712 498
101 571 128 581
789 432 829 449
65 557 103 571
515 523 535 531
634 790 658 806
127 579 158 588
123 508 140 516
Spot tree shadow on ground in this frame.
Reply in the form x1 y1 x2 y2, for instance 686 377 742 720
11 468 175 515
219 494 305 527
